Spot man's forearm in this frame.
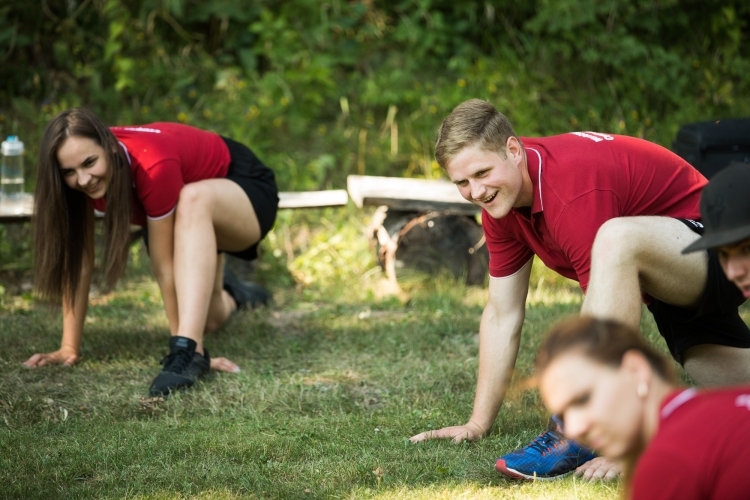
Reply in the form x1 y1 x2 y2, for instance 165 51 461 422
469 307 524 432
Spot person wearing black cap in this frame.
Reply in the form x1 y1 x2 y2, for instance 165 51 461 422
683 162 750 299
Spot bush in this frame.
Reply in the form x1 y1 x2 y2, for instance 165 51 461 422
1 0 748 191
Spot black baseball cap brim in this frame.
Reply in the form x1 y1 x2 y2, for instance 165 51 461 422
682 224 750 253
681 161 750 254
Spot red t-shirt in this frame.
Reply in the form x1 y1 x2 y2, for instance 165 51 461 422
483 133 706 290
631 386 750 499
93 123 231 226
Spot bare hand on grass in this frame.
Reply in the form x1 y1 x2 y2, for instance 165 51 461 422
575 456 621 481
23 348 81 368
409 421 486 444
210 356 241 373
23 349 240 373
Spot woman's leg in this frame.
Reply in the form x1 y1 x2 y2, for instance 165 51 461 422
204 254 237 333
171 178 261 354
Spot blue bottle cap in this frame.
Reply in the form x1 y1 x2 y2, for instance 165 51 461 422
2 136 24 155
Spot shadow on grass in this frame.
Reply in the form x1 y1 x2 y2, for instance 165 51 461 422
0 289 608 499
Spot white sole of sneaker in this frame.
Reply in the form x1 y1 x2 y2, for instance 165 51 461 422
496 462 571 481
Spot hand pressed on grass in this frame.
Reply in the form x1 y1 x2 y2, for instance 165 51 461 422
23 348 240 374
409 420 486 444
23 347 81 368
210 356 241 373
575 456 621 481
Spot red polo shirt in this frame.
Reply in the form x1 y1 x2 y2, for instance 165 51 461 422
482 133 706 290
92 123 231 226
631 386 750 499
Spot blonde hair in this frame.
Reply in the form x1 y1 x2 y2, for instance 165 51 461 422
434 99 518 168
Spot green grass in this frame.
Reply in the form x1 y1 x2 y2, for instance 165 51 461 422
0 207 720 499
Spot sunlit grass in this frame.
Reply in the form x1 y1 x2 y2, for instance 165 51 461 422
2 207 719 498
354 479 620 499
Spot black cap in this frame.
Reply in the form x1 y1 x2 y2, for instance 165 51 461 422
682 161 750 253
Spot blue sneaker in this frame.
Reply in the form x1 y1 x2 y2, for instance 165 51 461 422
495 415 596 480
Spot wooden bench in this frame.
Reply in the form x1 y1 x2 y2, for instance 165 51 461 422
2 180 487 286
347 175 487 285
346 175 478 215
0 190 349 224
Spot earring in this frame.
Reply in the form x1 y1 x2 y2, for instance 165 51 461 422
637 382 648 399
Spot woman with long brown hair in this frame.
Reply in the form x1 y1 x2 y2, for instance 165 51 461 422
23 108 278 396
537 316 750 499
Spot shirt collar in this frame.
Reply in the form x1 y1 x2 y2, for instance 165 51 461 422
525 146 544 214
118 141 135 189
660 388 697 420
118 141 132 166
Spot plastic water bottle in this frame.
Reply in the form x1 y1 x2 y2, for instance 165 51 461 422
1 135 26 214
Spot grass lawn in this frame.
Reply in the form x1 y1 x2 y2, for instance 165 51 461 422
0 207 720 499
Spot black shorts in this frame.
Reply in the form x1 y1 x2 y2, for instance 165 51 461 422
647 218 750 363
220 137 279 261
141 137 278 261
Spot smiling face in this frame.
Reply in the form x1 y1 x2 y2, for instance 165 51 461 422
718 237 750 298
445 138 532 219
56 135 111 199
539 351 646 459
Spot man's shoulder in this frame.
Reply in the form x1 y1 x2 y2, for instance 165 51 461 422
521 134 627 207
522 132 661 156
524 132 692 198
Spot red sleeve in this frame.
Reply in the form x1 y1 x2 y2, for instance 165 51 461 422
550 190 620 292
482 209 534 278
631 449 703 500
134 159 183 219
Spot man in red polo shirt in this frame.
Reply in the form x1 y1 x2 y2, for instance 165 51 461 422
409 99 750 480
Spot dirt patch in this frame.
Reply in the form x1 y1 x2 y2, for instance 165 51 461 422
266 309 313 330
354 308 408 322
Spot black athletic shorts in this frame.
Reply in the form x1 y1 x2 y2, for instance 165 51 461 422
141 137 278 261
220 137 279 260
647 218 750 363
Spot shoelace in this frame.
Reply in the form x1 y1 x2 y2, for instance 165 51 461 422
526 431 562 456
160 349 194 373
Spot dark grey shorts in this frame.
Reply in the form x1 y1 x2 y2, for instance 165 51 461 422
647 218 750 363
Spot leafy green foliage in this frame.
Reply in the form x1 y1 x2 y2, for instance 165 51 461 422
1 0 748 192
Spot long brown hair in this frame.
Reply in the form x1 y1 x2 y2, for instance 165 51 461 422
536 316 677 498
33 108 132 304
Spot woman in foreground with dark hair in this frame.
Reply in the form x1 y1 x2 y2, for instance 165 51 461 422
537 316 750 499
23 108 278 396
